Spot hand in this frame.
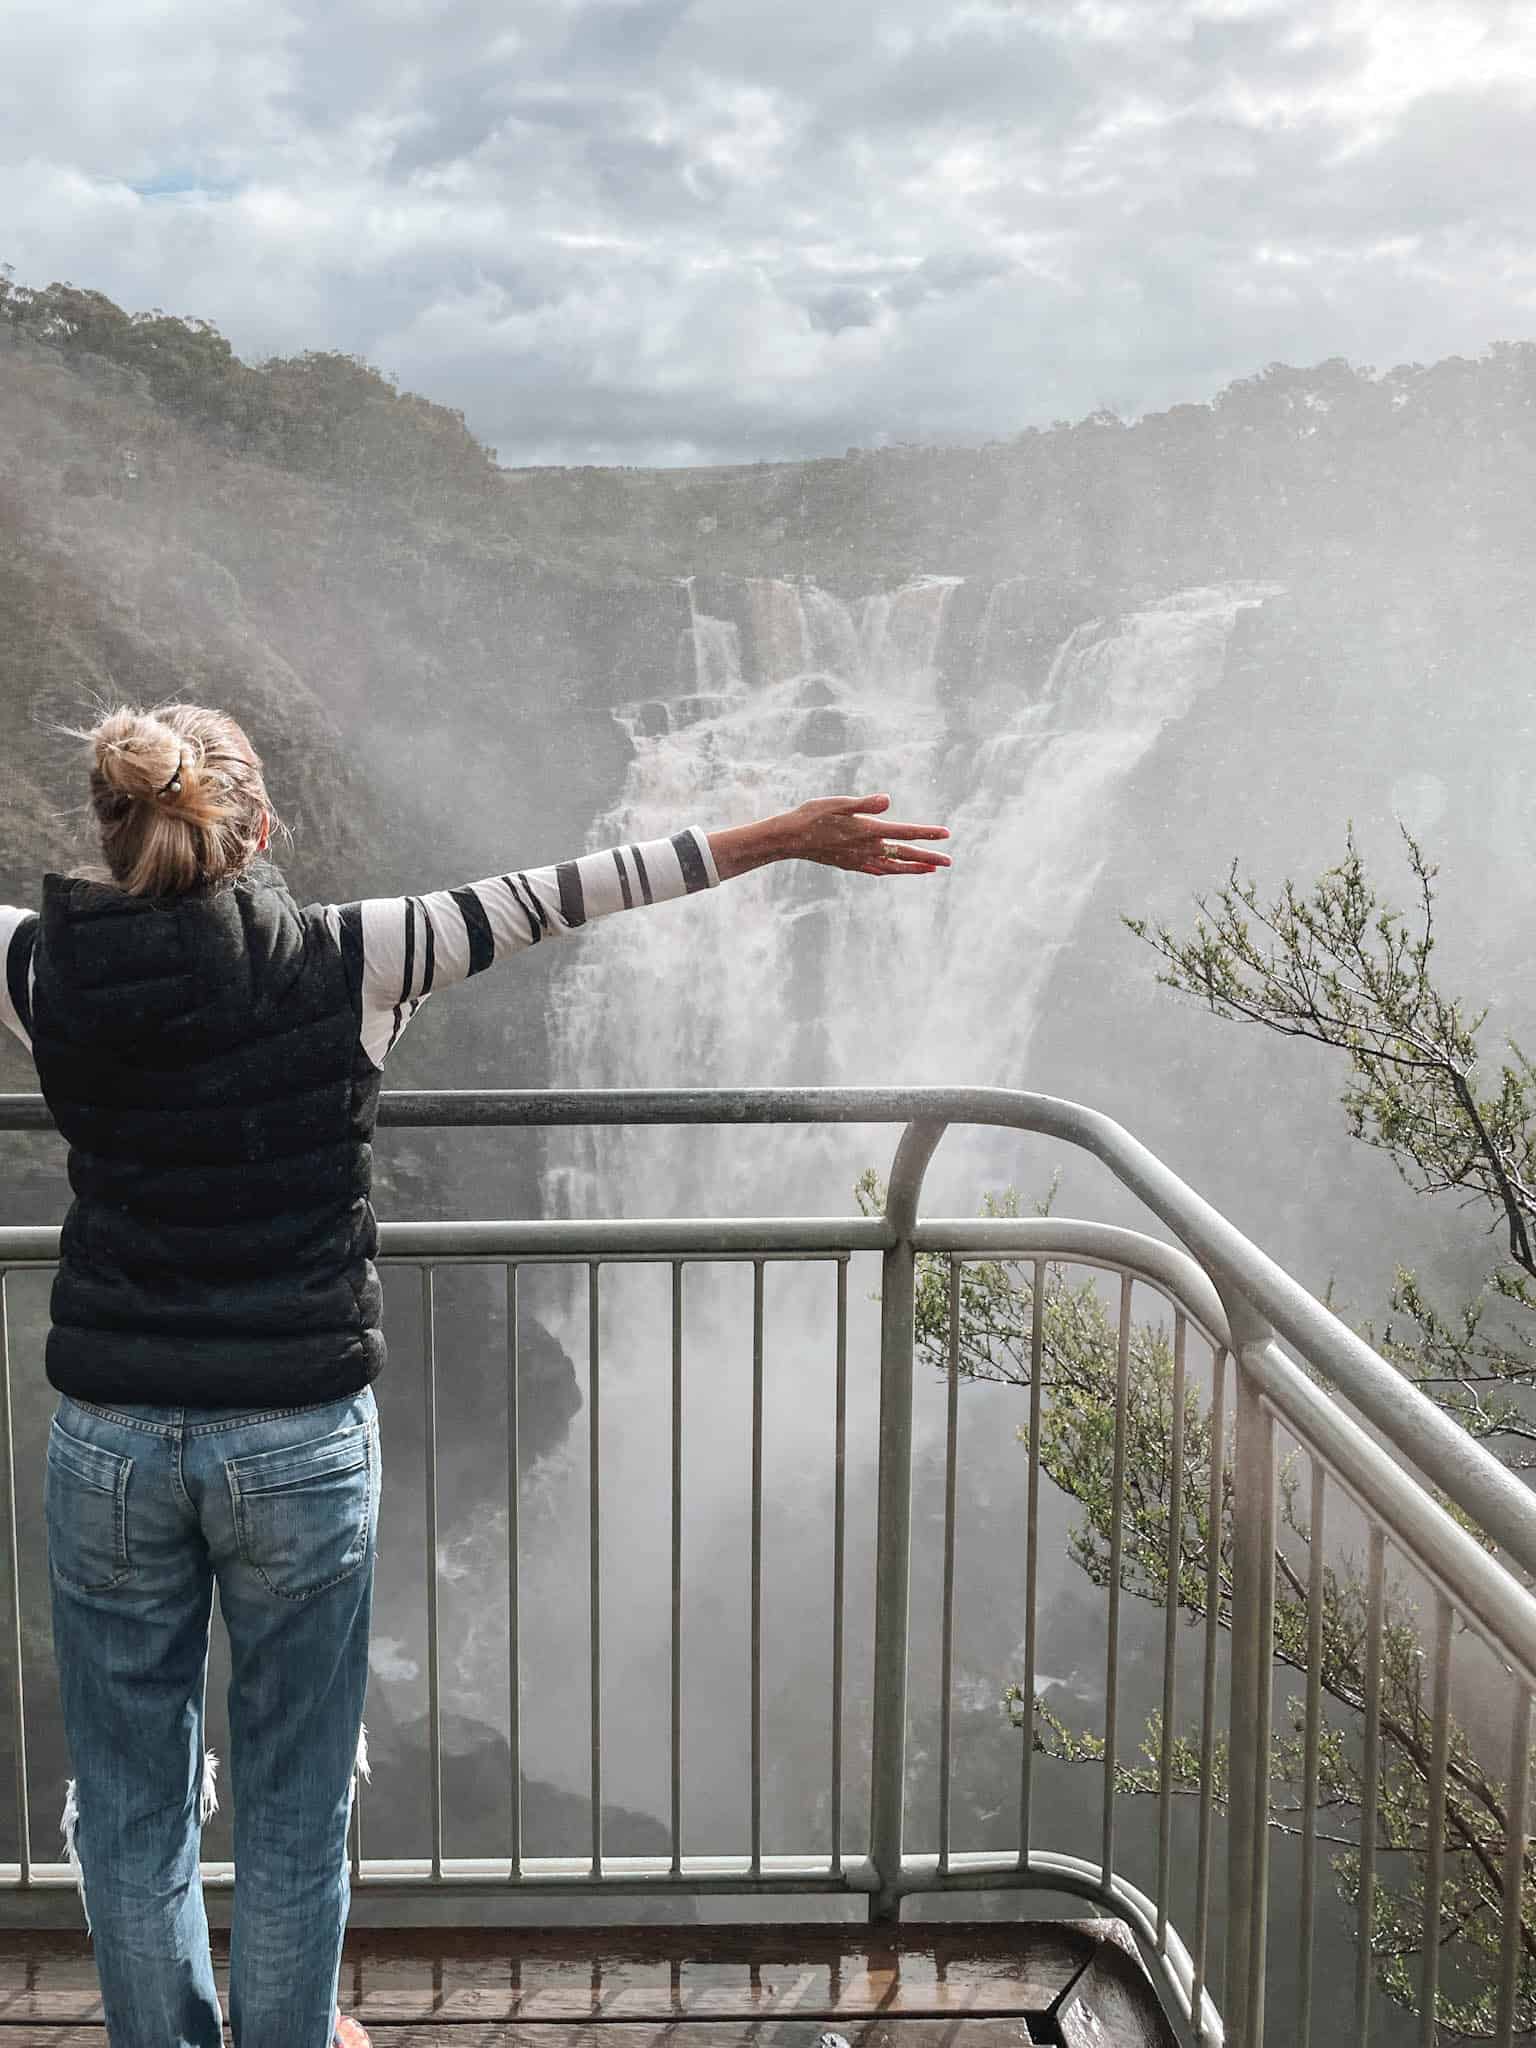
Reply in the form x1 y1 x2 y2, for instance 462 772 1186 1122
780 794 952 875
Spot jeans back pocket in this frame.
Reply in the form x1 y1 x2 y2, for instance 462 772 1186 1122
45 1418 134 1593
225 1418 378 1600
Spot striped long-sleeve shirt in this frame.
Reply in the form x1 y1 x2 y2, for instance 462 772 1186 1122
0 826 722 1071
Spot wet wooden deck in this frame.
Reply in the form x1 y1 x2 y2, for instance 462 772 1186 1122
0 1921 1178 2047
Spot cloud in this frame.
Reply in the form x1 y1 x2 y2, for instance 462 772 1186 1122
805 286 881 335
3 0 1535 463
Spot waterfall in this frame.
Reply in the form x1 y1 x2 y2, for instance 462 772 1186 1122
502 573 1278 1835
675 577 747 698
746 575 814 682
549 576 1275 1216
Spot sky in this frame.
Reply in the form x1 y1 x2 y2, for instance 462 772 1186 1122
3 0 1536 467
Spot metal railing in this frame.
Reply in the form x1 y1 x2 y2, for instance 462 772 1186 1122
2 1086 1535 2048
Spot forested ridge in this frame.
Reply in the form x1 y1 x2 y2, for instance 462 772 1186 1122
6 265 1536 597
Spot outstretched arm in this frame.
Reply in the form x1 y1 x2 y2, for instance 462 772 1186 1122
332 827 722 1067
332 794 951 1068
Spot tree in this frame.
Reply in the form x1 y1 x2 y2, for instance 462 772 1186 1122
855 824 1536 2037
0 267 498 513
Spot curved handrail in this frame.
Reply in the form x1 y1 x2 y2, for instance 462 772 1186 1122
7 1081 1536 1577
6 1199 1535 1697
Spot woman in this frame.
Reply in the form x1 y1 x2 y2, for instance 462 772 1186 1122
0 700 952 2048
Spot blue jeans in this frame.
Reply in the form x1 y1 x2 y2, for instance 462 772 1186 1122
44 1387 379 2048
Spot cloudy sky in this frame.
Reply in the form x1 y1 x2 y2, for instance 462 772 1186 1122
4 0 1535 465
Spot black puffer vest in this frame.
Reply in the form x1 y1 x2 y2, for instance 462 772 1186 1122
29 858 386 1407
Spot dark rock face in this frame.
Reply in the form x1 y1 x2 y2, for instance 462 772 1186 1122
796 707 851 757
672 693 731 725
632 700 671 738
420 1280 581 1473
514 1317 584 1467
358 1701 678 1869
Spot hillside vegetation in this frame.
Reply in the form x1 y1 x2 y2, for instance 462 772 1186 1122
7 265 1536 598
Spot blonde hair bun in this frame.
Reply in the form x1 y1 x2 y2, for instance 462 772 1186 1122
67 700 278 897
93 709 189 805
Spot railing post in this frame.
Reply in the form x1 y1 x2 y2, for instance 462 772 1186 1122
869 1118 947 1925
0 1276 30 1888
1222 1298 1279 2048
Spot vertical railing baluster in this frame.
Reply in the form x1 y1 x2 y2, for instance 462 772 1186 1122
0 1274 31 1887
831 1254 847 1879
938 1255 960 1876
351 1482 364 1888
507 1262 522 1881
1193 1346 1228 2043
1419 1593 1452 2047
1157 1309 1188 1953
1018 1258 1045 1870
422 1265 443 1881
588 1260 602 1879
1495 1683 1531 2047
1102 1272 1134 1890
1228 1348 1276 2045
670 1259 683 1877
1355 1525 1386 2046
1250 1380 1278 2048
1298 1458 1326 2048
750 1256 764 1877
869 1117 946 1923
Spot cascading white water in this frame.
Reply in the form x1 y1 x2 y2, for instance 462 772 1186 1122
677 596 746 697
469 572 1278 1839
545 575 1275 1219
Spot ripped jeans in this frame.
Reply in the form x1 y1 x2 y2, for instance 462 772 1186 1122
44 1387 379 2048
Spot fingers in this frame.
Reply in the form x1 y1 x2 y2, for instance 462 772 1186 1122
815 794 950 835
862 831 951 860
849 799 949 838
800 794 954 877
878 844 950 864
861 847 950 872
819 792 890 814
